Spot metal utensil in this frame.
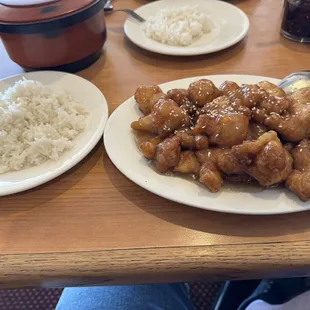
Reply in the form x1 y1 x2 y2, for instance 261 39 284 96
279 71 310 93
104 0 112 9
104 6 145 23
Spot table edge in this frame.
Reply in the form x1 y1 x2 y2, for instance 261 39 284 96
1 240 310 288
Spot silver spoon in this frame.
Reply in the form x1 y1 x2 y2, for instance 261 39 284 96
104 6 146 23
104 0 112 9
279 71 310 93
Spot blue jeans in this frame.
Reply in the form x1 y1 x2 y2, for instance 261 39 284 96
56 284 195 310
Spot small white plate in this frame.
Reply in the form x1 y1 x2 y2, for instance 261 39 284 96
124 0 249 56
0 71 108 196
104 74 310 215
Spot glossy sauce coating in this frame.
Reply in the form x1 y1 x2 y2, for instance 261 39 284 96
131 79 310 201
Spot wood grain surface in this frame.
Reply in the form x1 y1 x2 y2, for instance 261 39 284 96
1 0 310 288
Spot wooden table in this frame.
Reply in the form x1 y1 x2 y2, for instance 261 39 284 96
1 0 310 289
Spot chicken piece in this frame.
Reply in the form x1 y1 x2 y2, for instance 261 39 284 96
197 149 243 175
291 139 310 170
199 160 223 192
139 136 164 160
139 142 156 160
219 81 240 95
247 122 268 140
286 139 310 201
253 95 291 123
174 130 195 149
182 104 199 116
194 96 250 147
248 81 291 123
167 89 190 106
167 88 197 115
258 81 286 96
149 135 165 146
134 85 166 115
195 140 249 191
196 149 222 192
229 84 265 109
174 130 209 150
214 149 244 175
200 95 251 119
167 88 199 115
232 131 293 186
221 81 289 123
131 99 190 137
154 136 181 173
196 149 213 164
275 89 310 141
196 149 225 192
265 100 310 142
286 171 310 201
194 135 210 150
174 151 200 175
188 79 221 107
196 148 243 193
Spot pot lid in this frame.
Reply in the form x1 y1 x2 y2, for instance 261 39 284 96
0 0 98 24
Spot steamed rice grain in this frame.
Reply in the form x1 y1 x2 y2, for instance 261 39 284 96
144 6 212 46
0 79 88 174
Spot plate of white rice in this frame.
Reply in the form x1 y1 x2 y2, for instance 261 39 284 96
124 0 249 56
0 71 108 196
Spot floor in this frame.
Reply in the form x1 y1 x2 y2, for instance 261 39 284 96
0 288 62 310
190 282 223 310
0 282 223 310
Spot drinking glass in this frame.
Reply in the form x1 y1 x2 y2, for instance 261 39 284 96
281 0 310 43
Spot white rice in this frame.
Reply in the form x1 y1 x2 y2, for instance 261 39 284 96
0 79 88 174
144 5 212 46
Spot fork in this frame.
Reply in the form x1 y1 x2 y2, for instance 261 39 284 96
104 6 146 23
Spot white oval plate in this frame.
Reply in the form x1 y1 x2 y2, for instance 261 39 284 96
0 71 109 196
104 74 310 215
124 0 249 56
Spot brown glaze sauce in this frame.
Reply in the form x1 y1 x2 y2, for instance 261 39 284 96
134 131 156 148
134 131 269 193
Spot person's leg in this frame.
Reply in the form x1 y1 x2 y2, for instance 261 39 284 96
246 290 310 310
56 283 194 310
238 278 310 310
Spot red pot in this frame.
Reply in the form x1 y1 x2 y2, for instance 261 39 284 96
0 0 107 71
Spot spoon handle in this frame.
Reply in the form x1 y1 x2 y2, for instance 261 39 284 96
104 8 145 23
116 9 145 22
104 0 112 9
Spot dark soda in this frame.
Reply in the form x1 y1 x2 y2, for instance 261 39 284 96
281 0 310 42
